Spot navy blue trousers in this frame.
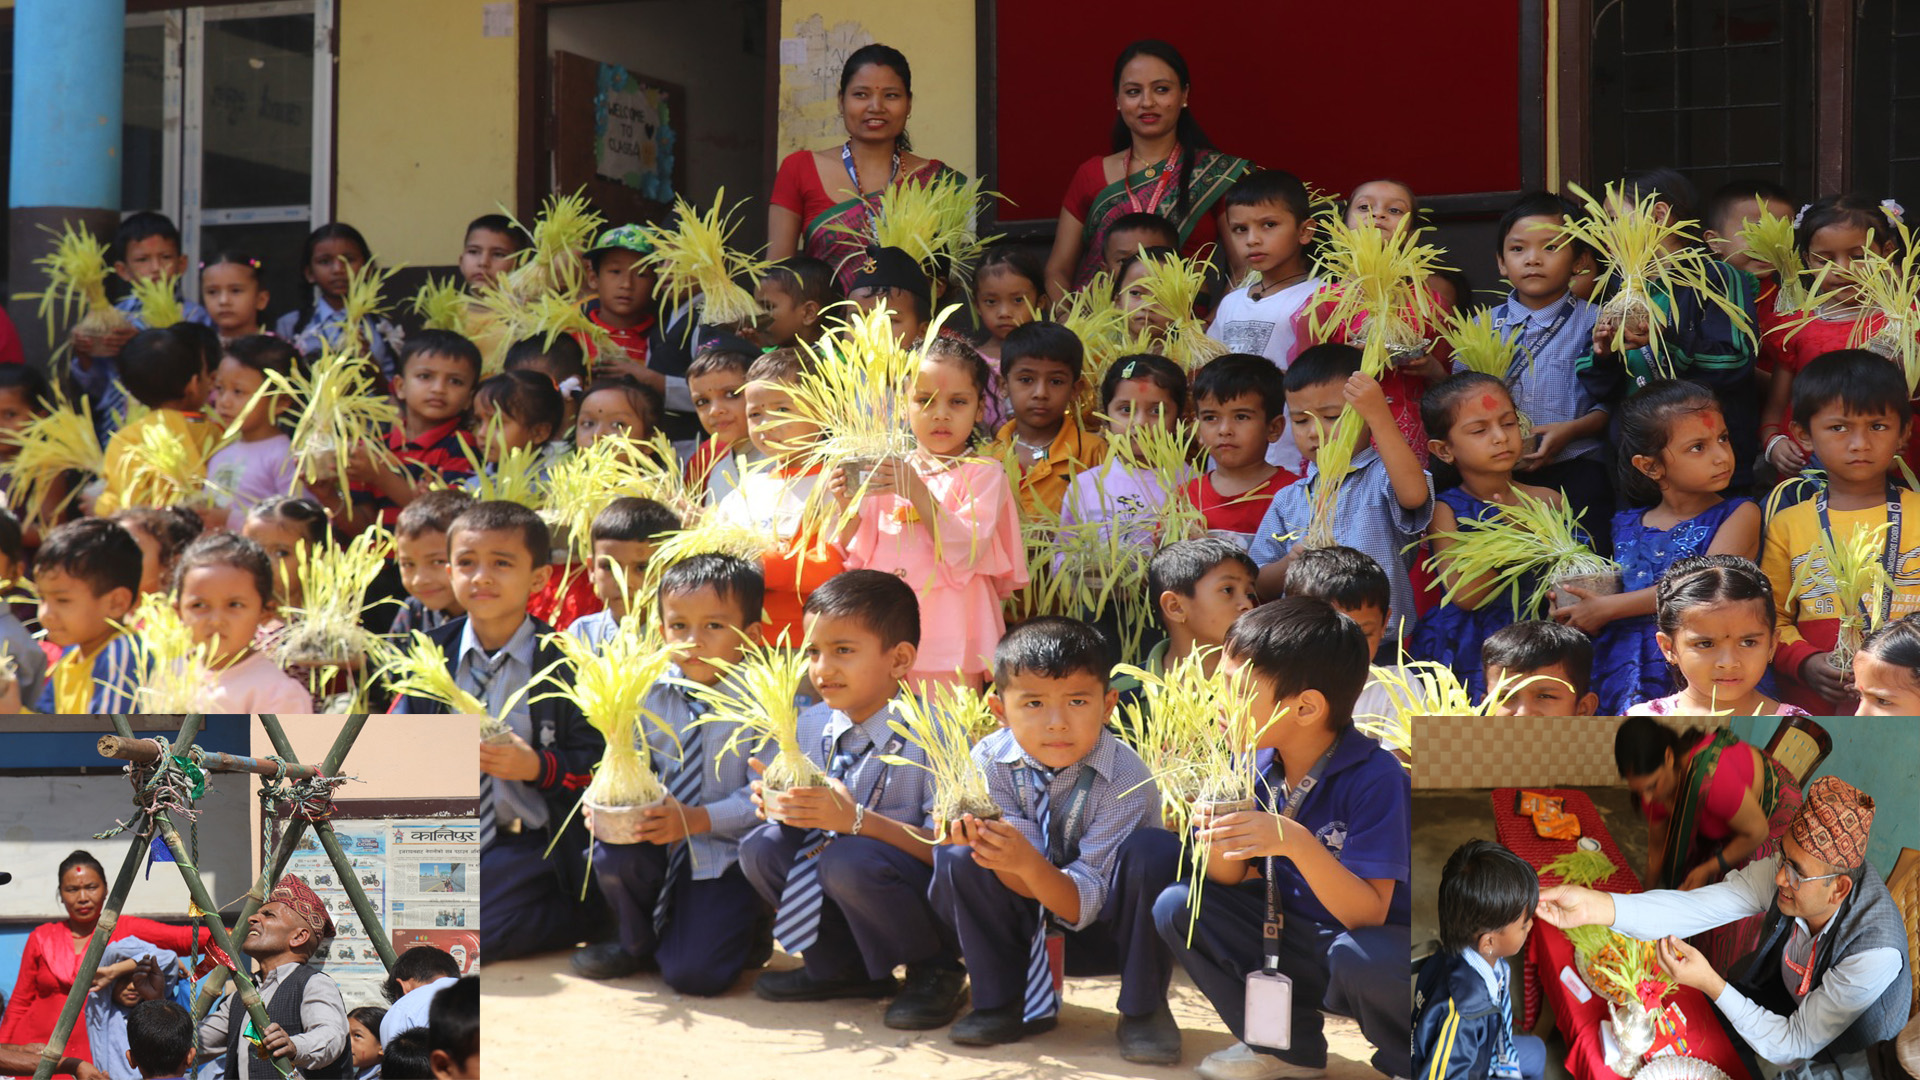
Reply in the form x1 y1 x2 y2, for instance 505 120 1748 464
930 827 1179 1016
593 839 767 996
738 822 953 981
1153 878 1411 1076
481 832 587 962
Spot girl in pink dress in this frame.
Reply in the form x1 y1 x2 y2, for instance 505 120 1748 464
1626 554 1809 717
175 531 314 713
829 338 1028 691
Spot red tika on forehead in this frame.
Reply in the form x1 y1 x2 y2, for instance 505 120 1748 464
1481 393 1500 411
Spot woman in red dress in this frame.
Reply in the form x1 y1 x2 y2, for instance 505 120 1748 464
767 44 959 292
1043 39 1254 298
0 852 212 1077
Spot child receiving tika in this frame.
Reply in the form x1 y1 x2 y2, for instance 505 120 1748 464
737 571 966 1031
1629 555 1806 717
932 616 1182 1063
172 533 312 713
832 338 1027 691
1559 381 1759 714
1413 840 1545 1080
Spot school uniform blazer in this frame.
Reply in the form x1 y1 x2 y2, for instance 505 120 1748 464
1412 949 1501 1080
395 617 601 886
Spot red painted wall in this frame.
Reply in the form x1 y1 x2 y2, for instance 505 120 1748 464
990 1 1527 221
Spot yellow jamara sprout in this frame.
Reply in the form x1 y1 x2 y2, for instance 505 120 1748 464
253 339 402 501
278 529 396 669
119 418 225 510
1789 519 1894 671
0 385 104 523
639 188 770 326
471 288 611 377
410 276 470 335
124 590 226 714
340 259 401 356
1559 181 1753 379
1419 488 1619 618
1301 408 1368 548
535 618 687 808
1308 213 1451 376
1811 217 1920 391
879 682 1002 838
501 189 603 302
1738 200 1808 312
1439 306 1525 379
1133 247 1229 370
643 517 782 598
689 635 825 792
540 432 700 564
15 221 131 356
129 272 185 330
838 171 1002 290
458 422 546 508
372 631 493 716
1359 661 1552 741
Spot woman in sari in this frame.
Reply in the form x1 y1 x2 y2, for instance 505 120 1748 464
768 44 960 293
1043 39 1254 298
1613 717 1804 972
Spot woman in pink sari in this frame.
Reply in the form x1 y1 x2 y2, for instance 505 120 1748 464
768 44 960 293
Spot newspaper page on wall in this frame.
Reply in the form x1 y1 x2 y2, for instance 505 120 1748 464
285 822 391 1008
386 818 483 977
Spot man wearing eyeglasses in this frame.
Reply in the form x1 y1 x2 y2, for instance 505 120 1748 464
1538 776 1910 1080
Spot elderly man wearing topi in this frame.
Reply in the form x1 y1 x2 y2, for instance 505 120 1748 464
197 875 351 1079
1537 777 1911 1080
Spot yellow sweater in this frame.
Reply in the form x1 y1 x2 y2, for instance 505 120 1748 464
94 408 217 517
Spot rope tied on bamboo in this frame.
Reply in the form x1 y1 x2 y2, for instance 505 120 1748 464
93 737 205 841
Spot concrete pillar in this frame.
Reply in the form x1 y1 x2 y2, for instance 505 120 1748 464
8 0 126 370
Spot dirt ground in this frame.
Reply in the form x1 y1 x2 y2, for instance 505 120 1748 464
482 948 1391 1079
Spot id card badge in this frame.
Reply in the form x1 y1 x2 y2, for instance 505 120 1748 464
1045 929 1066 996
1245 970 1293 1050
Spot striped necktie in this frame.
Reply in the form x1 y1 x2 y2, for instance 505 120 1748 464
1490 954 1522 1079
1022 765 1058 1022
770 728 870 956
473 651 508 851
652 694 707 935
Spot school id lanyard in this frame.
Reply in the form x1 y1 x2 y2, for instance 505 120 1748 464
1815 483 1903 623
822 723 902 813
1262 732 1344 973
841 141 901 196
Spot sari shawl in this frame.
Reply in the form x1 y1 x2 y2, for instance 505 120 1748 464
1070 146 1253 290
804 159 961 293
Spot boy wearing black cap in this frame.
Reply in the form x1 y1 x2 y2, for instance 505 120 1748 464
847 245 932 346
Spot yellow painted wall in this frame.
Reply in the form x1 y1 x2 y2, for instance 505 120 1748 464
775 0 976 176
336 0 517 267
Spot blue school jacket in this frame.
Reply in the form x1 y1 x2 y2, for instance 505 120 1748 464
1413 949 1503 1080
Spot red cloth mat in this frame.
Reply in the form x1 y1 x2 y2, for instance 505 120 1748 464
1491 788 1752 1080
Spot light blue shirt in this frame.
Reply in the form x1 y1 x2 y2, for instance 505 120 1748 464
379 975 457 1045
1611 855 1901 1078
1491 292 1604 465
456 616 546 830
566 610 619 652
88 936 180 1080
974 727 1160 931
640 666 759 880
795 699 935 829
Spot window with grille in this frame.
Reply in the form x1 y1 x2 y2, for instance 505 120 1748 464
1851 1 1920 207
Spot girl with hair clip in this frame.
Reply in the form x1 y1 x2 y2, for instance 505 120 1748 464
1851 611 1920 714
274 223 403 378
1627 554 1807 716
200 251 272 344
1759 195 1918 476
1045 39 1253 295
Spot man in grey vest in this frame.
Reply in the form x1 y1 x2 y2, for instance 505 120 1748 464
197 874 351 1078
1539 776 1911 1080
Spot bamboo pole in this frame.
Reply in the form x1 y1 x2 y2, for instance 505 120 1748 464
258 714 399 972
96 735 326 780
190 714 372 1021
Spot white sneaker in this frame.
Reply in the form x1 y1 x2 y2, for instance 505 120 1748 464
1195 1041 1326 1080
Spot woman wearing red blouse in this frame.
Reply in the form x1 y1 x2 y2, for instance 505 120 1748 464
767 43 958 292
0 852 213 1077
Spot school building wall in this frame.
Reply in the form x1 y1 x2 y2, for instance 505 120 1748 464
1729 716 1920 878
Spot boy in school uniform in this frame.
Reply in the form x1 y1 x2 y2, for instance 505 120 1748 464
70 212 216 444
1249 343 1435 646
1413 840 1546 1080
751 255 837 350
565 496 682 652
988 322 1109 521
682 343 758 501
1480 620 1602 717
34 518 146 713
92 327 215 518
1145 537 1259 678
390 489 473 639
737 570 969 1031
932 616 1184 1063
1154 597 1412 1080
571 555 771 993
391 501 601 961
1281 543 1403 707
1185 355 1296 548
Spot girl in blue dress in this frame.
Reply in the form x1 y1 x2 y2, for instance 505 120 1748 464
1551 380 1761 713
1410 373 1575 699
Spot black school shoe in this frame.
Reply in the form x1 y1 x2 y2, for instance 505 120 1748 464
883 965 968 1029
570 943 651 980
948 1005 1059 1046
753 966 899 1002
1116 1004 1183 1064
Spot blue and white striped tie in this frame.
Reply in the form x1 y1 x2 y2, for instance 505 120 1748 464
1022 766 1058 1022
473 653 506 851
652 696 707 934
770 731 867 956
1490 952 1522 1079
